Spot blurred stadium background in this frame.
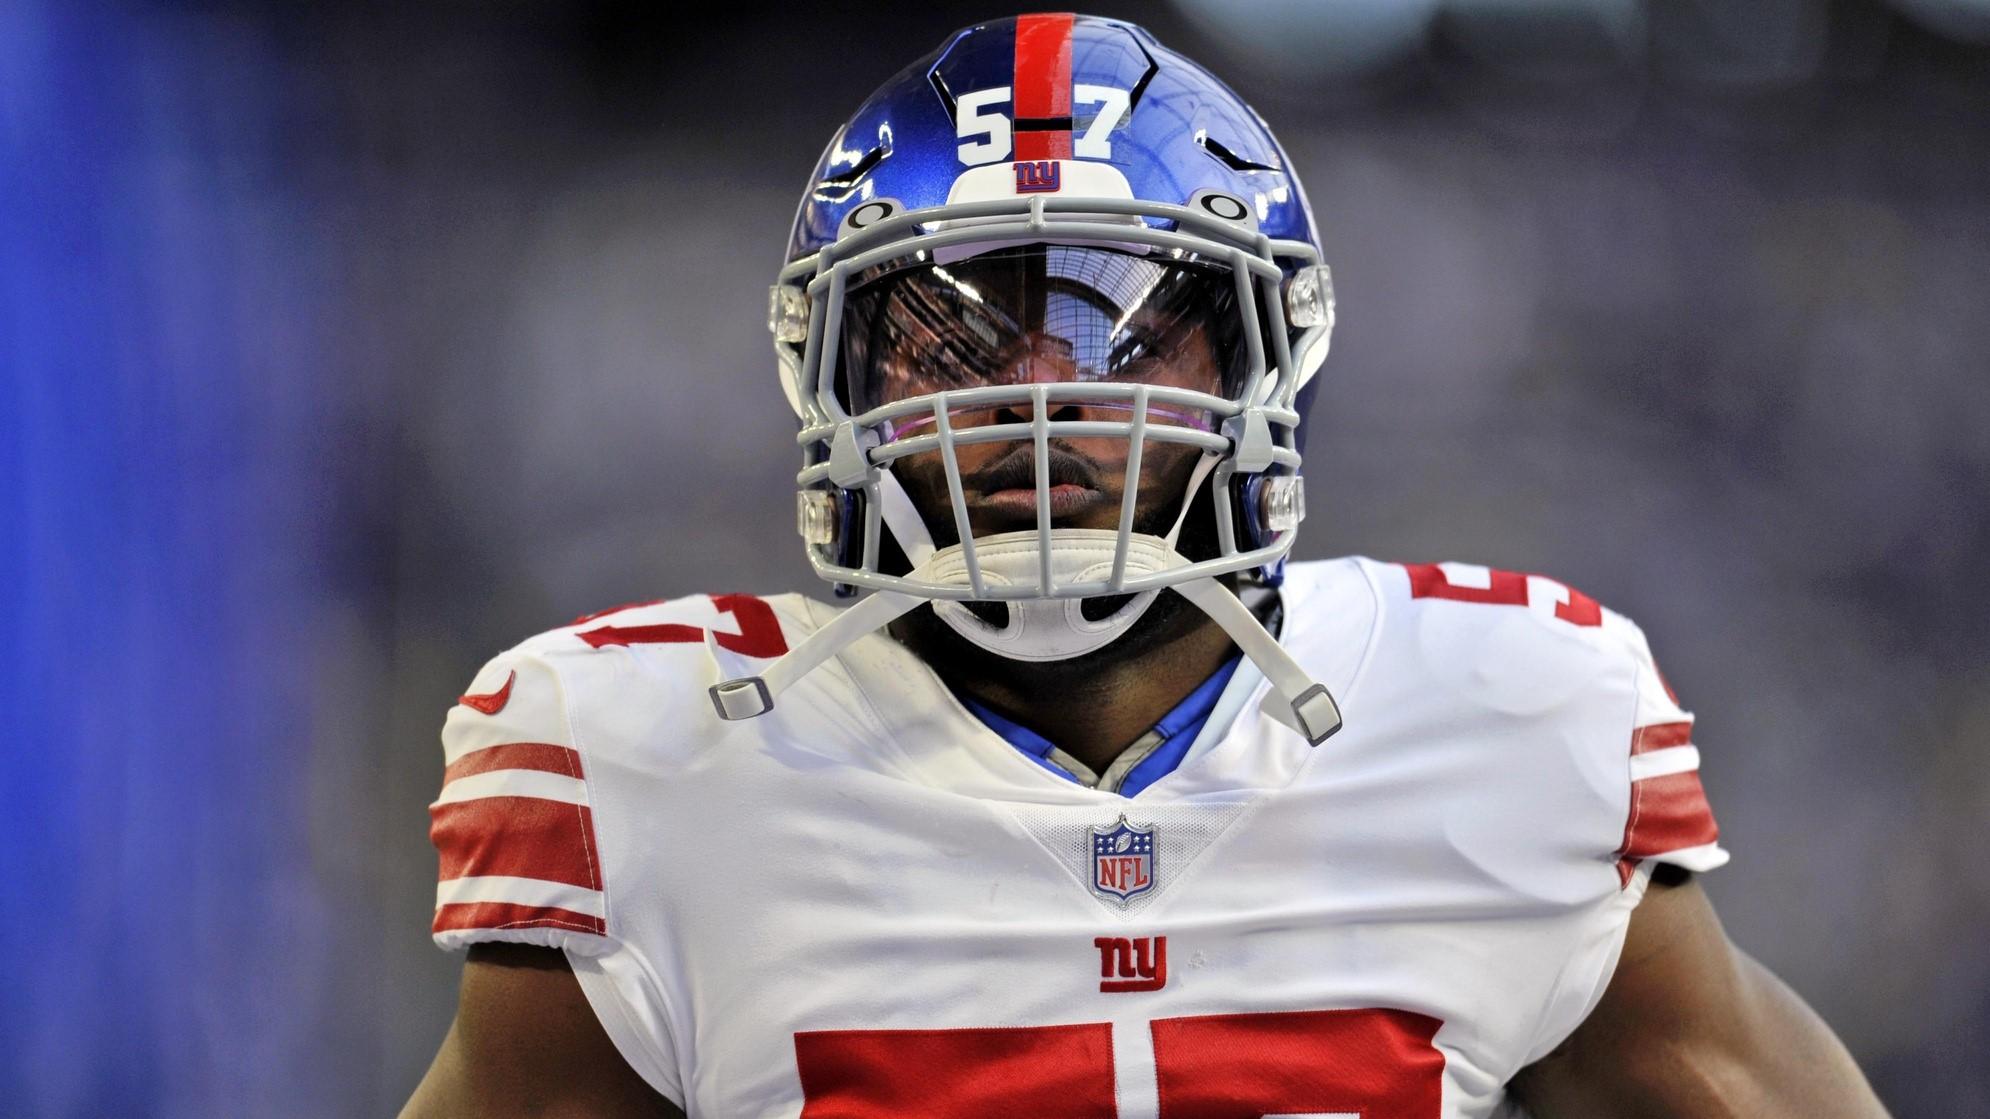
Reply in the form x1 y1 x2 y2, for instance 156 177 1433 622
5 0 1987 1114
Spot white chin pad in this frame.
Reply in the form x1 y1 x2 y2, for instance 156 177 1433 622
924 529 1188 662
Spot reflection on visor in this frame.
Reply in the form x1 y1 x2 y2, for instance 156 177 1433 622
840 245 1247 424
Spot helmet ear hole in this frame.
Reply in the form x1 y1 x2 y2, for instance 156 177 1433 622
1236 473 1271 550
827 489 868 597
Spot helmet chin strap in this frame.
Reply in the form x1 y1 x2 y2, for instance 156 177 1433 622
1173 575 1343 745
708 453 1342 745
874 467 937 570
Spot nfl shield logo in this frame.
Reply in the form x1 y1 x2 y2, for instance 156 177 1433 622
1091 815 1156 903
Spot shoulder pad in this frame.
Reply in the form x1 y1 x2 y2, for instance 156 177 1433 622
1381 560 1623 715
428 592 824 955
1369 559 1727 882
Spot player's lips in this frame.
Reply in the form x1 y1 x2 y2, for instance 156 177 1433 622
965 448 1108 523
979 483 1102 517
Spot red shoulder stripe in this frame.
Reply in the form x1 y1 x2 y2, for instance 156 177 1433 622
443 742 583 785
431 797 603 890
1631 721 1693 754
1616 769 1720 886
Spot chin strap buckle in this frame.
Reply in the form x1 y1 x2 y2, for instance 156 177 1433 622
1287 682 1344 745
708 676 773 721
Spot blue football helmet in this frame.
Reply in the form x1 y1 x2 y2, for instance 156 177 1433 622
712 13 1342 745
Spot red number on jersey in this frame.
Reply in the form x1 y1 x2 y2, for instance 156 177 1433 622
794 1009 1443 1117
575 593 789 657
794 1024 1117 1118
1402 562 1602 627
1152 1008 1443 1118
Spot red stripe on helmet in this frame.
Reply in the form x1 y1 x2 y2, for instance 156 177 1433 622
1013 12 1074 160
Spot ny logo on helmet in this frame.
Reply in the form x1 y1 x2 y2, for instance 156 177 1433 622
1013 160 1061 193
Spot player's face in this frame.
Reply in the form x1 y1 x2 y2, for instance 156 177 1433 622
840 245 1241 543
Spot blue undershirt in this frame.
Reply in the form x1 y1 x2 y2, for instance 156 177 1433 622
954 654 1243 798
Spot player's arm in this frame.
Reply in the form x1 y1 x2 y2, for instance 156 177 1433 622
413 647 689 1116
1509 872 1889 1118
402 944 686 1119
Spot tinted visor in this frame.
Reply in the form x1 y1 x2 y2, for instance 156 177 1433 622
839 244 1247 439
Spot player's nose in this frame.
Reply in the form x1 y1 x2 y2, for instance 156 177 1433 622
993 341 1084 425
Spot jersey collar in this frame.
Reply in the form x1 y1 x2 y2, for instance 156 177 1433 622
953 653 1244 797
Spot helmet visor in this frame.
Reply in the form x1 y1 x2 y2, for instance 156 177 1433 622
838 244 1247 441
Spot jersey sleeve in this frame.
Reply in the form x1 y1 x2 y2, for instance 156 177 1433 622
428 650 613 955
1605 612 1730 884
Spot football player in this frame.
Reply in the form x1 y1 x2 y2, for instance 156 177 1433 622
404 14 1888 1118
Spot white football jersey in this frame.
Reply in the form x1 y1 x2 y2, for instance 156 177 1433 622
429 557 1726 1119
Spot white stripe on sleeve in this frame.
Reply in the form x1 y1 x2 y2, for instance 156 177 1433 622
433 768 589 807
435 875 607 917
1630 744 1701 782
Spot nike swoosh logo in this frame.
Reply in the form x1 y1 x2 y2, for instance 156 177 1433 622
458 670 514 715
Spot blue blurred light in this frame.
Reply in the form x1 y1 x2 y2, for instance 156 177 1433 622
2 1 336 1112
